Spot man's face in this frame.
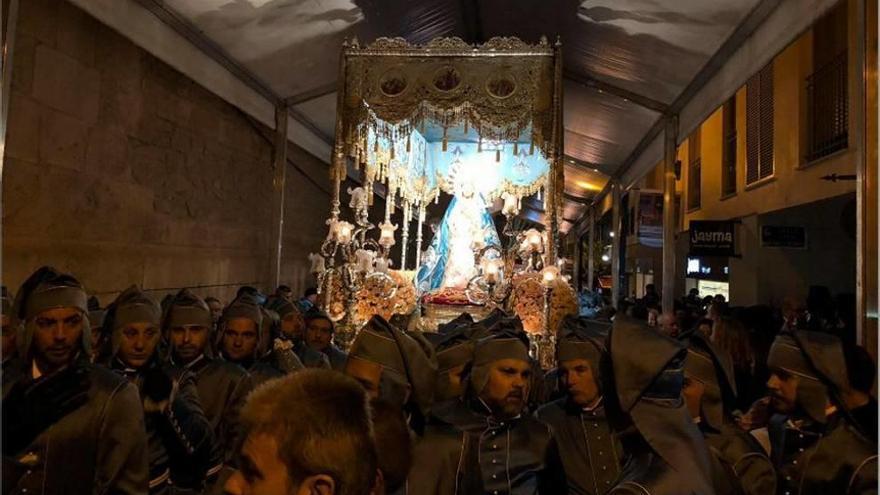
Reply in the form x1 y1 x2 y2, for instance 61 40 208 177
281 312 304 340
306 294 318 305
279 290 293 303
559 358 600 407
306 318 333 352
2 315 16 359
767 368 799 414
682 375 705 419
479 358 531 419
118 322 161 368
697 322 712 338
344 356 383 399
169 325 210 364
659 313 679 337
32 307 84 371
225 433 294 495
222 318 259 362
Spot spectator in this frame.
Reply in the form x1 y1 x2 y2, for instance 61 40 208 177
106 285 218 493
300 287 319 312
683 333 776 495
3 267 148 494
536 316 621 494
695 318 714 339
765 331 876 494
304 309 348 371
603 317 715 494
642 284 660 308
165 289 252 476
712 316 759 411
224 370 378 495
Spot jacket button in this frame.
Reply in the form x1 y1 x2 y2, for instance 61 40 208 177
492 474 497 479
492 444 497 449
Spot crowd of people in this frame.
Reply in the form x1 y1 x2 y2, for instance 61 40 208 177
1 266 877 495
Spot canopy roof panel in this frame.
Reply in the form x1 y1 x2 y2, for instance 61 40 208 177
158 0 765 233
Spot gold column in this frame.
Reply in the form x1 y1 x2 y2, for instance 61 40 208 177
546 38 564 264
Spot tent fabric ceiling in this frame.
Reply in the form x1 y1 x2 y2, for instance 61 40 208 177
160 0 763 233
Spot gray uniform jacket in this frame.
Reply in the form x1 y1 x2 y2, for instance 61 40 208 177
536 398 623 495
178 355 252 464
2 363 149 495
409 397 568 495
702 421 776 495
769 413 877 495
110 359 219 493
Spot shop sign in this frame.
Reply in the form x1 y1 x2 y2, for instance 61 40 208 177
637 192 663 247
761 225 807 249
689 220 735 257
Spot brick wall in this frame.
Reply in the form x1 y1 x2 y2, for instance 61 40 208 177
2 0 332 305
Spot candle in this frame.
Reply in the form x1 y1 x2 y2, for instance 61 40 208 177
525 229 543 253
502 193 519 216
481 258 502 284
378 221 397 248
541 266 559 287
375 257 391 273
486 260 501 284
336 221 354 245
355 249 375 273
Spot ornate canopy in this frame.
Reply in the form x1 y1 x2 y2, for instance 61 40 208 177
330 36 565 261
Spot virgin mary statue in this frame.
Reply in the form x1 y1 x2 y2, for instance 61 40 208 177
416 180 500 293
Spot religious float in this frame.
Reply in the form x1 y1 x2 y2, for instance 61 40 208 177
309 36 576 367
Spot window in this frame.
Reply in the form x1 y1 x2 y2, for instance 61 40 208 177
746 63 774 185
722 97 737 196
687 128 701 210
806 2 848 162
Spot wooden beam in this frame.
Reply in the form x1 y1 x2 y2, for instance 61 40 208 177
563 154 605 172
284 83 337 106
564 69 669 114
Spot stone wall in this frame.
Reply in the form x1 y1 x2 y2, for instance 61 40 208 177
2 0 332 305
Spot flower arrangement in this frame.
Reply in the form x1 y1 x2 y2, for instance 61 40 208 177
390 270 417 315
355 273 398 323
509 273 544 333
509 272 578 334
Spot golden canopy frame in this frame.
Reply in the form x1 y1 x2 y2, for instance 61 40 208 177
328 35 565 263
